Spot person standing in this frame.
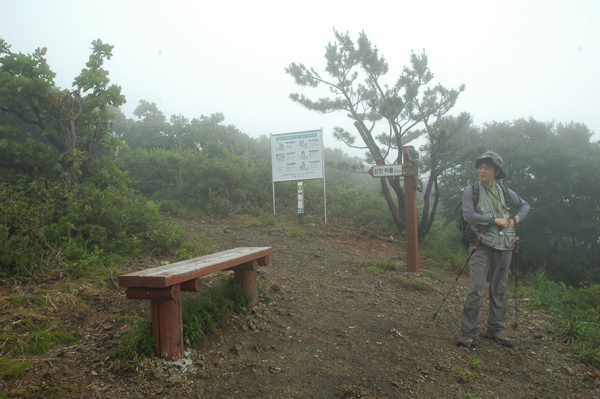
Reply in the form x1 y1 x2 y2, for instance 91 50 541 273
457 151 530 348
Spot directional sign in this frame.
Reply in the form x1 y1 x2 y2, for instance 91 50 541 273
367 164 403 178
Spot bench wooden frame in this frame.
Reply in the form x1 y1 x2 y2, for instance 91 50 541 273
118 247 272 360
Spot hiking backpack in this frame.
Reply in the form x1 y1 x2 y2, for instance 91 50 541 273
457 182 509 250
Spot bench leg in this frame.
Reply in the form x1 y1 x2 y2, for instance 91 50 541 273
151 293 184 360
234 269 258 306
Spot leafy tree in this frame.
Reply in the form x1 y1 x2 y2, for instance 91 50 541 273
440 118 600 285
417 113 476 239
286 29 464 235
0 38 125 188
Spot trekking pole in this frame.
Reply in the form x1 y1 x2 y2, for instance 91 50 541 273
513 236 520 330
433 233 485 319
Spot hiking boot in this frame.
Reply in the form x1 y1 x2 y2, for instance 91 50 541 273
457 336 478 348
484 330 514 348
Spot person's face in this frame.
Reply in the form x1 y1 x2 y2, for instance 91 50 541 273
478 162 498 186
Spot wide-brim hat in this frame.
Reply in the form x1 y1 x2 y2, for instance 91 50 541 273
475 151 505 180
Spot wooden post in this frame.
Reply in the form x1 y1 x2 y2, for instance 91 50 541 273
149 285 184 360
234 260 259 306
403 146 419 273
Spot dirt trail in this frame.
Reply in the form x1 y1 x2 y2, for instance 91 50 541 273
2 217 599 398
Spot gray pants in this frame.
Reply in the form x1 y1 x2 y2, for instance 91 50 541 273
461 244 512 339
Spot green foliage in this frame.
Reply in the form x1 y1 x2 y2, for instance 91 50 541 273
244 219 261 228
419 218 467 270
523 270 600 366
440 119 600 284
0 38 126 187
423 268 443 281
453 355 481 382
259 213 276 227
19 329 78 356
327 186 395 230
469 355 481 373
0 180 185 277
110 319 155 370
6 317 78 357
286 30 464 235
360 259 396 274
182 278 251 341
0 359 30 380
394 275 424 290
0 39 190 279
288 227 303 239
120 147 272 217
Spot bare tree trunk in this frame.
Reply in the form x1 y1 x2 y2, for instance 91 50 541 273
418 171 441 240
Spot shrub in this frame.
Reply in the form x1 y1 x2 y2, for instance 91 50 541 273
0 180 185 277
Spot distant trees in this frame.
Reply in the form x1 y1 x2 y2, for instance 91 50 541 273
286 30 465 238
440 118 600 285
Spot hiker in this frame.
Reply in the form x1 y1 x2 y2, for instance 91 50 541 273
457 151 530 348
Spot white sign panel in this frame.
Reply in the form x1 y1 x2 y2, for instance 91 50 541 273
271 130 324 182
368 164 403 178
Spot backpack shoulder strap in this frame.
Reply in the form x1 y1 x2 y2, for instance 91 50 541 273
496 182 510 205
472 183 479 207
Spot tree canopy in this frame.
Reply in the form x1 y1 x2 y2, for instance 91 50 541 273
286 30 465 237
0 38 125 188
440 118 600 285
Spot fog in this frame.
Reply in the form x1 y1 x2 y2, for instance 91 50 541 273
2 0 598 156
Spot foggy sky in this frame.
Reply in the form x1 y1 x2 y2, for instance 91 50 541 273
1 0 598 157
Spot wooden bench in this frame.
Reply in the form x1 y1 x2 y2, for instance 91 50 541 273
118 247 273 360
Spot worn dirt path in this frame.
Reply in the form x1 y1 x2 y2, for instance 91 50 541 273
2 217 599 398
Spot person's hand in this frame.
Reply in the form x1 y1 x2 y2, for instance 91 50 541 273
494 218 510 228
507 216 521 228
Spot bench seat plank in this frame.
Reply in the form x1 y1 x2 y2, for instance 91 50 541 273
118 247 273 288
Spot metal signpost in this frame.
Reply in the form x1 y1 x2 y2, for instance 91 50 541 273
297 181 304 225
367 146 420 272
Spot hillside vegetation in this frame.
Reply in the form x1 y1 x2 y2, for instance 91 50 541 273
1 38 600 396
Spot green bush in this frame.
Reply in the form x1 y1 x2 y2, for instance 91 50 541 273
327 186 395 230
120 148 272 217
0 180 185 277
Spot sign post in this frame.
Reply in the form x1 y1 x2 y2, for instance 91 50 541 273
367 146 420 272
298 181 304 225
402 146 419 273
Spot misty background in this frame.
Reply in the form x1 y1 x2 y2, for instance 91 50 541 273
2 0 598 156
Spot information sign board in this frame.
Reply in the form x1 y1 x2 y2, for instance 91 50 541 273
271 130 324 182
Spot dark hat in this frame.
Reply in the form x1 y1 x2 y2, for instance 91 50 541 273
475 151 505 180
